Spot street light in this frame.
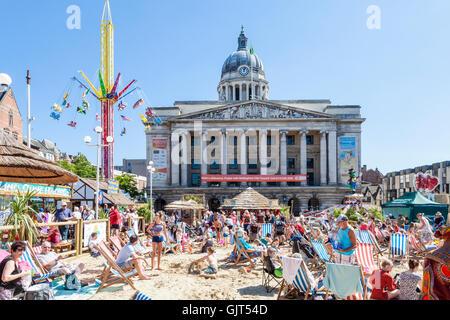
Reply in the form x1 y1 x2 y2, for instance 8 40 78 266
84 126 113 219
147 161 156 217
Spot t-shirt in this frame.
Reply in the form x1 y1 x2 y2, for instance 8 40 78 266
89 238 100 254
72 211 82 220
116 243 136 265
110 209 121 225
37 251 61 272
399 271 422 300
54 208 72 222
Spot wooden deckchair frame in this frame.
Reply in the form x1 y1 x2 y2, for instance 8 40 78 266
231 235 256 268
95 240 137 293
277 260 323 300
308 240 333 270
367 231 386 259
324 265 368 300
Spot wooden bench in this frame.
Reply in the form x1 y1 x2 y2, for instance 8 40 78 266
52 242 72 253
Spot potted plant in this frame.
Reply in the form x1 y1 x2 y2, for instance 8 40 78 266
4 190 39 245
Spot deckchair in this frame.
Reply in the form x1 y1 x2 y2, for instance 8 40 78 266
131 291 152 300
355 229 372 244
277 258 326 300
389 233 408 261
231 235 257 268
367 230 387 258
95 240 138 293
324 263 368 300
126 229 152 256
260 224 273 238
309 240 333 270
409 235 437 258
109 236 123 256
355 243 378 277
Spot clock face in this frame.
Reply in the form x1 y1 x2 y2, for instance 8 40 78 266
239 66 249 76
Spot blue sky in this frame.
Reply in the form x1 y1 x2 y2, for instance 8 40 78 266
2 0 450 174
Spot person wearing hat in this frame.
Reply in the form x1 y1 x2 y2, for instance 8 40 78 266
334 214 357 265
433 212 445 231
53 202 73 241
416 213 434 245
419 226 450 300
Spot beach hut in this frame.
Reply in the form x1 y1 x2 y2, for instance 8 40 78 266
220 187 282 211
382 192 448 222
164 200 206 225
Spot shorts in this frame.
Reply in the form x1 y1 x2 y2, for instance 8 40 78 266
111 224 120 230
117 258 134 270
152 236 164 243
223 233 229 238
335 252 356 265
203 265 218 275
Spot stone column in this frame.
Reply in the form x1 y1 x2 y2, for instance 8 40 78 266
221 128 228 187
280 130 288 187
201 130 208 187
320 130 327 186
300 130 307 186
239 129 247 187
328 130 337 185
181 130 190 187
232 84 235 101
246 83 249 100
239 83 243 101
171 131 180 186
259 129 268 186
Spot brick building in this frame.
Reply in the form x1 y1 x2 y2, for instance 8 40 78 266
0 88 23 142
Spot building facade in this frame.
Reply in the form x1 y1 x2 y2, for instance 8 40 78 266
145 29 365 213
383 161 450 203
0 88 23 143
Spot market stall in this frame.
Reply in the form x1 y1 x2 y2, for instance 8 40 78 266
164 200 206 226
220 187 282 211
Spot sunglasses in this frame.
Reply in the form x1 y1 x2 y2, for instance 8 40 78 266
16 248 25 252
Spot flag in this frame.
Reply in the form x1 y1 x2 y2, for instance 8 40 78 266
121 115 132 121
139 113 148 123
132 99 144 109
250 44 254 55
96 113 101 121
118 101 127 111
99 70 107 98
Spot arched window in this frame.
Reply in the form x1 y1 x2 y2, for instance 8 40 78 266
308 197 320 211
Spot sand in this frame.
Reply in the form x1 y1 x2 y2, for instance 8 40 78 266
71 241 421 300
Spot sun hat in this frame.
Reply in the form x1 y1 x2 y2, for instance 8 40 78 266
336 214 349 223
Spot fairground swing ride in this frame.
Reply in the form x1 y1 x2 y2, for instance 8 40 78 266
49 0 162 179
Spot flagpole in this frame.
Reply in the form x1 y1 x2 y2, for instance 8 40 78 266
250 45 253 101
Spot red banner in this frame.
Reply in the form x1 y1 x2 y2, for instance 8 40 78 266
201 175 307 182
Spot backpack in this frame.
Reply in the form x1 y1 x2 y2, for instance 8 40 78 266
292 236 314 258
24 283 54 300
64 272 81 291
275 222 285 234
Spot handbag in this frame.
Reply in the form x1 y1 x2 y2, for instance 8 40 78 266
64 272 81 291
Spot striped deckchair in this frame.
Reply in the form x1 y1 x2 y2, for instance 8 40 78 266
409 235 437 258
277 259 326 300
324 263 368 300
231 235 257 268
260 224 273 238
355 230 372 244
131 291 152 300
95 240 137 293
389 233 408 260
309 240 333 270
355 243 378 276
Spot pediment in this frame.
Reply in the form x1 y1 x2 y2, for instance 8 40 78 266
172 100 333 121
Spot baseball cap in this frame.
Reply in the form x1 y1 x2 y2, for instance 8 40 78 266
336 214 348 223
61 201 67 206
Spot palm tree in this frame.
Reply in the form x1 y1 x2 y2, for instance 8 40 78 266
4 190 39 245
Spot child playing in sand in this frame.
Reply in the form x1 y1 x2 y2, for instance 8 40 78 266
190 247 218 279
88 232 100 257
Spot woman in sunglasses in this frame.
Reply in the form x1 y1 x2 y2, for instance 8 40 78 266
0 242 31 300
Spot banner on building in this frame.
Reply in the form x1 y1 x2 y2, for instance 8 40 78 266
201 175 306 182
152 138 168 182
339 137 356 181
107 180 119 194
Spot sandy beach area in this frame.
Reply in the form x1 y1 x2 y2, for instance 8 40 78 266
70 240 420 300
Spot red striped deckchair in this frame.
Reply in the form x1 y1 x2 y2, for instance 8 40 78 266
355 243 378 276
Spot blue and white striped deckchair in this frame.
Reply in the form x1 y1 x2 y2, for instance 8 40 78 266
287 261 326 300
132 291 152 300
33 272 57 282
389 233 408 260
232 236 257 268
310 240 333 269
355 230 372 244
261 224 273 238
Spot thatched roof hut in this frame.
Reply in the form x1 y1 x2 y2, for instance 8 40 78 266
0 131 78 184
164 200 206 211
220 187 282 210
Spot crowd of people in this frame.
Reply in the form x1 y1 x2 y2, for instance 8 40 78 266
1 202 448 300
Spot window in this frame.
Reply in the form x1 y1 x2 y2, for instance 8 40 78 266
3 128 10 135
248 136 257 146
287 135 295 145
210 160 219 169
210 136 217 145
288 158 296 169
9 110 13 127
307 158 314 169
12 132 18 140
191 173 201 187
267 136 272 145
191 159 201 169
248 159 257 169
233 136 238 146
307 173 314 186
229 159 238 169
306 135 313 145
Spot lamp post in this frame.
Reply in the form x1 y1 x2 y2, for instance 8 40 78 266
84 126 114 219
147 161 156 217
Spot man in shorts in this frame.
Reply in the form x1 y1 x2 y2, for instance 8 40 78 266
115 235 151 280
